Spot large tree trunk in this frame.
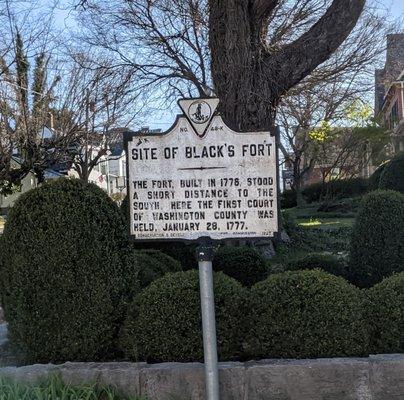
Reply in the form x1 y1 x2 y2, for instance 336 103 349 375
209 0 365 131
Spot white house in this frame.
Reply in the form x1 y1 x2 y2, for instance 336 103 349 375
0 157 64 212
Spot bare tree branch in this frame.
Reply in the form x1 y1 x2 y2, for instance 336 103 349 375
271 0 366 94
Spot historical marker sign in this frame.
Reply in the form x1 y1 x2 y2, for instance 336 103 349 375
125 98 279 241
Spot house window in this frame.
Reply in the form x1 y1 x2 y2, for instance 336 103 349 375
100 162 107 175
390 101 399 129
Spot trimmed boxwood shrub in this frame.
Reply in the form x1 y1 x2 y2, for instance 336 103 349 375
286 253 348 279
121 196 197 270
128 242 197 271
379 152 404 194
134 249 182 288
366 273 404 354
246 270 368 359
121 270 249 362
349 190 404 288
0 178 139 363
213 246 267 287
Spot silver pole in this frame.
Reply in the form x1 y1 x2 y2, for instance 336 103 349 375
198 242 220 400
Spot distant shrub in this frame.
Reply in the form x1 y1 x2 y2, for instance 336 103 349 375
121 270 249 362
129 242 197 271
379 152 404 194
317 197 360 214
132 249 182 288
349 190 404 287
302 178 369 203
301 182 323 203
246 270 368 359
366 273 404 354
213 246 267 287
280 189 297 209
286 253 348 279
0 179 139 363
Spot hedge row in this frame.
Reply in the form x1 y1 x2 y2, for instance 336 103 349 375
281 153 404 208
302 178 369 203
0 179 402 365
121 270 403 362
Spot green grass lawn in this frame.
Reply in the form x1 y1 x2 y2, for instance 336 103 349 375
272 201 357 270
297 217 355 230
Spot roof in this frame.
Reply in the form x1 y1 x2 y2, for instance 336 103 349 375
11 156 68 178
44 169 65 179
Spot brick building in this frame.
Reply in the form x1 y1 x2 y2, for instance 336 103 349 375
375 33 404 154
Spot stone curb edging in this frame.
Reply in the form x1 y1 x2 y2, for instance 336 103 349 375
0 355 403 399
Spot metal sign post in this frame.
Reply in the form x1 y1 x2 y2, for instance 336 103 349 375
198 239 219 400
124 97 280 400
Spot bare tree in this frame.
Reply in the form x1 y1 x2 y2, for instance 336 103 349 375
276 6 395 195
0 23 141 194
56 52 141 182
76 0 369 131
279 95 389 198
0 30 69 194
0 0 77 194
75 0 211 106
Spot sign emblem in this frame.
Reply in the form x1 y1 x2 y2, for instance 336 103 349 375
178 98 220 138
189 100 211 124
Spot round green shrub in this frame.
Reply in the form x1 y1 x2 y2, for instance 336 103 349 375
366 273 404 354
120 197 196 270
136 249 182 288
135 242 197 271
379 152 404 194
213 246 267 287
0 178 139 363
246 270 368 359
286 253 348 279
121 270 249 362
349 190 404 288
